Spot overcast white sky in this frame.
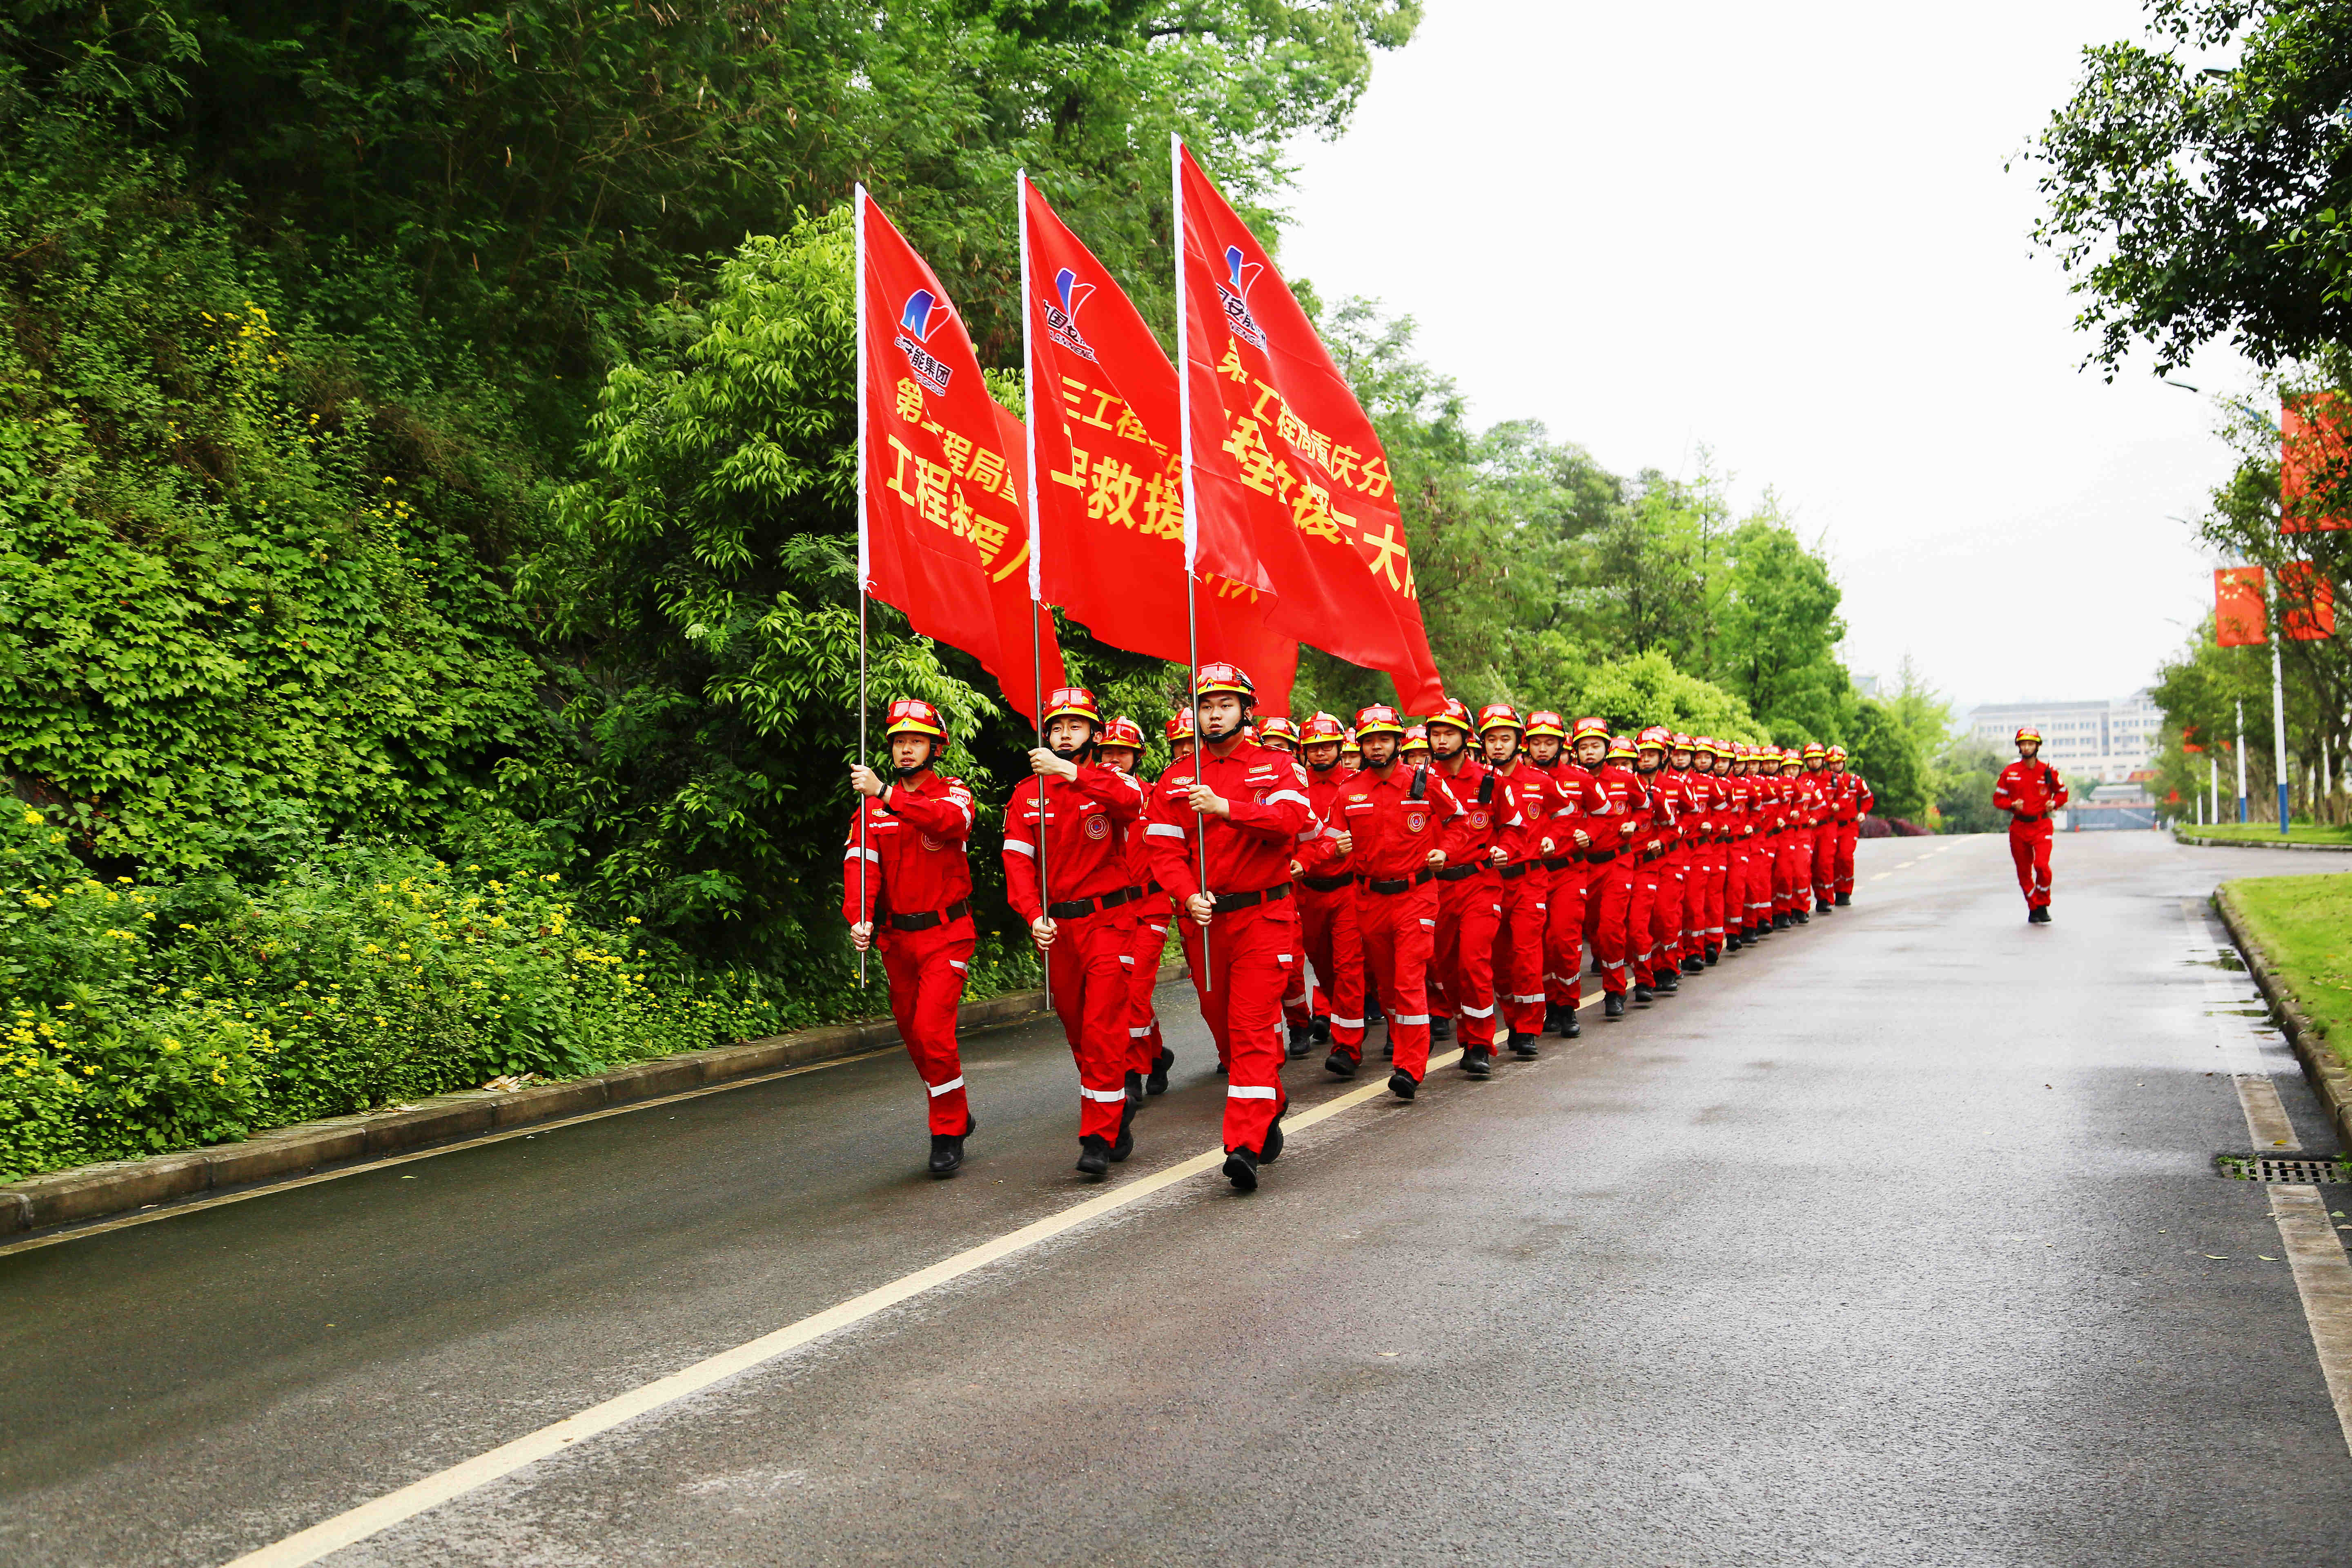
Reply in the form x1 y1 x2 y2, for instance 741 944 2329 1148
1279 0 2250 717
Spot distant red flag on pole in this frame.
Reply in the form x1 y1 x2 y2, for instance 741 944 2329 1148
2279 560 2337 640
858 187 1063 717
2214 566 2267 646
1174 142 1445 713
1018 173 1296 711
2282 393 2352 534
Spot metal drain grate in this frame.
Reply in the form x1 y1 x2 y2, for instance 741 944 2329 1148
2218 1154 2352 1184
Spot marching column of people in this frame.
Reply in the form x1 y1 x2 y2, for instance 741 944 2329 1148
845 675 1879 1186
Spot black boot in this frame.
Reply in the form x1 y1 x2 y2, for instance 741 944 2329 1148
1725 932 1742 953
1325 1047 1358 1078
1682 955 1705 975
1311 1014 1331 1044
1703 943 1719 965
1633 983 1655 1004
1260 1118 1285 1163
1543 1004 1564 1035
1431 1017 1453 1042
1223 1146 1259 1192
1772 912 1789 931
1110 1100 1137 1163
1365 995 1386 1024
1286 1022 1313 1060
1795 909 1810 924
1462 1046 1493 1078
1604 992 1626 1020
1509 1030 1540 1058
1147 1046 1174 1096
1835 892 1851 907
1561 1009 1583 1039
928 1117 973 1176
1124 1070 1144 1110
1658 971 1680 993
2029 904 2051 924
1388 1068 1418 1100
1076 1135 1112 1177
1816 899 1833 915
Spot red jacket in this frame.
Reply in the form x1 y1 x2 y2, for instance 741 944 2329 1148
1002 763 1147 920
1332 760 1466 881
842 771 978 924
1993 760 2068 820
1630 766 1677 859
1143 739 1316 904
1432 755 1517 871
1298 760 1361 878
1544 762 1610 856
1590 764 1647 856
1488 759 1560 864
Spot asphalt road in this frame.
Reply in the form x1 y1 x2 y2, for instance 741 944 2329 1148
6 831 2352 1566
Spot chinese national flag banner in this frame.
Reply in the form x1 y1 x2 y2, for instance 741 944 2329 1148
858 188 1063 718
1175 143 1445 713
1018 176 1297 711
2214 566 2267 646
2280 560 2337 640
2282 393 2351 533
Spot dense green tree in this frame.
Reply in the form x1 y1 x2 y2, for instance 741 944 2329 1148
1848 701 1927 822
1714 517 1853 743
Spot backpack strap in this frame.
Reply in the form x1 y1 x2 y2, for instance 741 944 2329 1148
1409 764 1428 802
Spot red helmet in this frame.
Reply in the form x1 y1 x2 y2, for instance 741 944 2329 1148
1353 704 1407 738
1801 741 1826 760
1637 724 1672 753
884 698 949 740
1475 702 1523 735
1100 716 1145 753
1042 686 1102 728
1693 735 1720 757
1826 744 1849 762
1428 697 1476 735
1401 724 1432 754
1341 731 1363 756
1525 710 1567 740
1258 715 1299 750
2014 726 2042 745
1165 710 1195 744
1669 731 1693 751
1570 716 1610 742
1299 711 1348 745
1607 734 1637 761
1193 662 1254 700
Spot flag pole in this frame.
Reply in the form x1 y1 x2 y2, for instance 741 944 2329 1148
853 183 871 989
1173 132 1210 991
1019 169 1054 1009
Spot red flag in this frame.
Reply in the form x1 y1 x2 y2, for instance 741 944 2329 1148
2280 560 2337 640
1174 141 1445 713
858 187 1063 718
2282 393 2351 533
1018 174 1298 712
2214 566 2267 646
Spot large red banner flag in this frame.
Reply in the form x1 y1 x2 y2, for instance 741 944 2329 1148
1017 174 1297 712
2214 566 2267 646
2280 560 2337 640
1172 140 1446 713
2282 392 2351 534
857 187 1063 720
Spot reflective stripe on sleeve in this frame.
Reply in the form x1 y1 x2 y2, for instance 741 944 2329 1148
1265 790 1310 809
1003 838 1036 858
844 847 880 863
947 959 968 973
1145 823 1187 839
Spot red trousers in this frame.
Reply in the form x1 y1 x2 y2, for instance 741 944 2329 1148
1584 856 1635 995
1491 865 1548 1035
1776 833 1806 914
1649 850 1685 980
1698 842 1726 944
1544 859 1589 1009
1356 880 1438 1079
1811 825 1835 904
2009 819 2054 907
1746 839 1772 927
1178 902 1296 1156
1042 908 1140 1142
1431 870 1501 1048
1297 882 1366 1054
1124 903 1170 1074
1834 824 1860 896
879 920 975 1136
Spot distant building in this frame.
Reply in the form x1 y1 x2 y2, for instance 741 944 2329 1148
1963 690 2164 783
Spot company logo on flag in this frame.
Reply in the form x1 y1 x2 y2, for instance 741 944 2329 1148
895 288 956 394
1217 245 1267 350
1040 268 1099 364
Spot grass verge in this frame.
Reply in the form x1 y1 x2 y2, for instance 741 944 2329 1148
2222 873 2352 1070
2185 823 2352 847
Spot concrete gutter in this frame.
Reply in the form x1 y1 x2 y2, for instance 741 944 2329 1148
2175 830 2352 852
0 965 1186 1238
2213 885 2352 1147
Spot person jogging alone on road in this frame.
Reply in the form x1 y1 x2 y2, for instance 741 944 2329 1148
1993 727 2068 924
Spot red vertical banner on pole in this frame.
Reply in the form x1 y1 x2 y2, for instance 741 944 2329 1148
858 187 1063 717
2215 566 2268 646
2282 393 2352 534
2279 561 2337 640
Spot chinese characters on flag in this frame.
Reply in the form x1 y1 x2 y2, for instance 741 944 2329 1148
1019 175 1298 710
1175 142 1446 713
858 187 1063 718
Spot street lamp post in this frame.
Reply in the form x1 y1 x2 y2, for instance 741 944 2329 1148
2236 698 2249 824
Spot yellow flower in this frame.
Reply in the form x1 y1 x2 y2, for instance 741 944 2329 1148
20 808 40 826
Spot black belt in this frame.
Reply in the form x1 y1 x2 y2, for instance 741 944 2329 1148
1210 883 1291 913
1497 861 1532 881
886 898 970 932
1360 869 1435 894
2013 811 2045 824
1585 849 1617 864
1433 862 1481 882
1541 856 1572 871
1300 873 1352 893
1047 886 1140 920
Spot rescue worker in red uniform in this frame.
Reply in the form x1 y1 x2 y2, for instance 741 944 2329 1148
1003 688 1148 1178
1292 712 1368 1077
1775 748 1810 928
1426 697 1514 1077
1254 715 1321 1058
1803 742 1837 913
1582 731 1645 1019
1827 744 1874 905
1334 704 1464 1099
1737 745 1773 943
1258 715 1299 755
1098 717 1177 1098
1143 664 1314 1192
845 699 983 1176
1401 724 1430 764
1993 726 2067 923
1478 704 1555 1057
1686 738 1726 967
1629 726 1680 998
1541 716 1610 1037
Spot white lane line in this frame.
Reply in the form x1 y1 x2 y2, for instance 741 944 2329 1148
2269 1185 2352 1460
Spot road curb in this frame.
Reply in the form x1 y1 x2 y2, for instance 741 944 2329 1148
2213 884 2352 1148
0 964 1187 1238
2175 831 2352 852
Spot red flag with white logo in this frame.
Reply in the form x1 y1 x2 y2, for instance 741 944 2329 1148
1018 174 1296 712
858 187 1063 718
1174 141 1444 713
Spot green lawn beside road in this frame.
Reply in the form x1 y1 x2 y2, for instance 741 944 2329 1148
2185 824 2352 848
2223 875 2352 1069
